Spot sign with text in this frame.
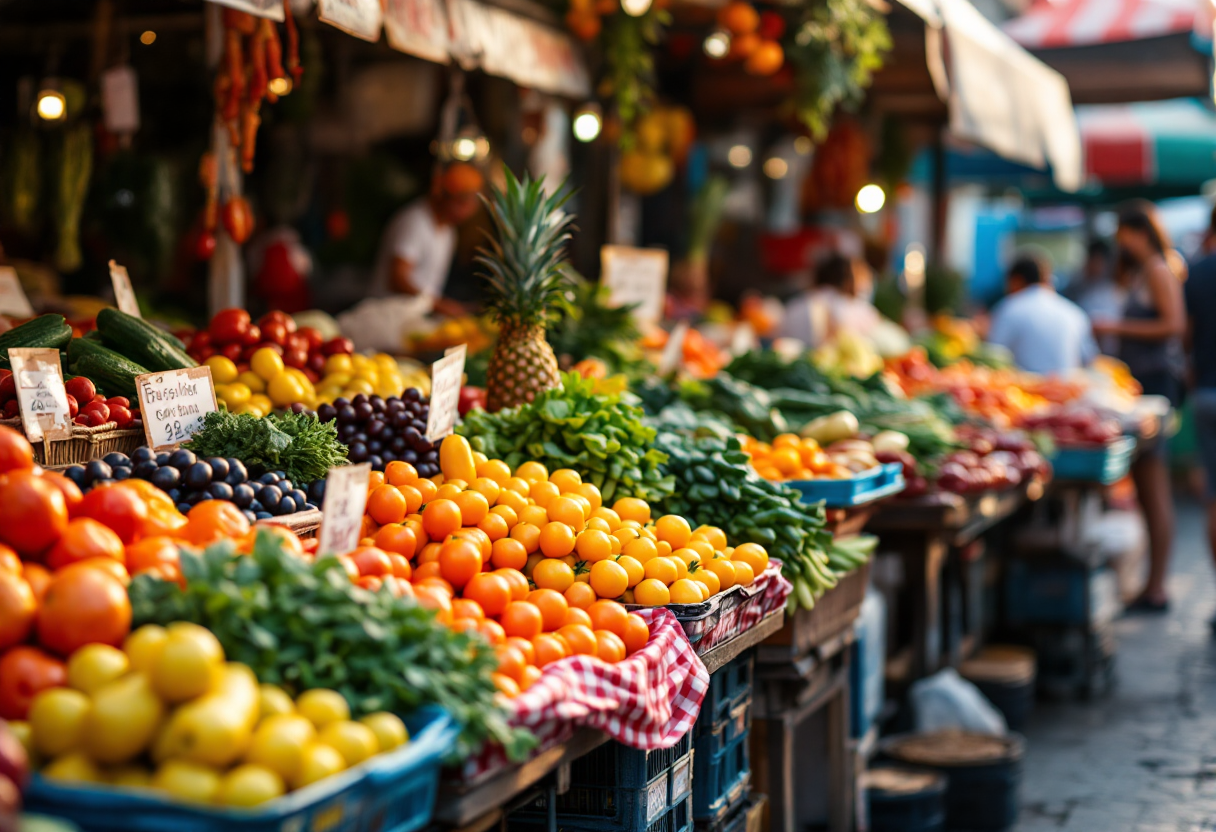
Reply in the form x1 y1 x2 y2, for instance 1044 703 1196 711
426 344 467 442
318 0 383 41
9 349 72 444
600 245 668 325
207 0 286 20
318 463 372 556
384 0 450 63
657 321 689 375
108 260 140 318
136 366 218 451
0 268 34 319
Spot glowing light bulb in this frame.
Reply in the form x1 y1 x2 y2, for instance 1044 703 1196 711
36 90 66 121
572 109 602 142
855 183 886 213
763 157 788 179
704 32 730 59
727 145 752 169
622 0 652 16
140 30 157 45
268 76 293 96
452 137 477 161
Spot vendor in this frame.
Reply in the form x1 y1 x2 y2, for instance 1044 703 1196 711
779 254 880 348
987 255 1097 375
371 162 484 316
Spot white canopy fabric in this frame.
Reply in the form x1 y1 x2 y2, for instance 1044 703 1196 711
899 0 1083 192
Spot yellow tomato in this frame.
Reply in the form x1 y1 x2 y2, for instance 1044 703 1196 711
267 374 306 408
322 372 352 389
345 379 375 396
236 371 266 394
204 356 239 385
324 354 353 376
669 579 705 604
251 348 286 382
249 394 273 415
633 578 671 607
219 383 252 407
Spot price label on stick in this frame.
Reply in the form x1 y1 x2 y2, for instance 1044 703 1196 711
9 349 71 444
136 367 218 451
318 463 372 556
600 245 668 325
657 321 689 375
108 260 140 318
0 267 34 319
426 343 467 442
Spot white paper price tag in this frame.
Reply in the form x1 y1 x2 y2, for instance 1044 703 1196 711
318 0 383 41
600 245 668 325
0 267 34 318
426 343 467 442
730 322 755 356
109 260 140 318
136 366 218 451
657 322 689 375
318 463 372 556
9 349 71 444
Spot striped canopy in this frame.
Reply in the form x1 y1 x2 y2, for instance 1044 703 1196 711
1078 98 1216 186
1003 0 1207 49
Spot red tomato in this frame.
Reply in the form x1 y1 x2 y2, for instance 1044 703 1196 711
308 353 326 373
0 646 67 720
241 324 262 346
298 327 324 352
0 375 15 405
196 230 218 261
83 402 110 422
109 405 133 429
64 377 95 405
258 311 296 334
65 395 78 418
260 320 288 346
220 343 243 362
191 331 212 351
283 348 308 369
321 337 354 356
209 309 251 344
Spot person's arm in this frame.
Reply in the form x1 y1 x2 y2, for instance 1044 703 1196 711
1093 260 1185 341
389 257 421 296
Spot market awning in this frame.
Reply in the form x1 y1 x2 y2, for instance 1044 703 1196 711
891 0 1083 193
1078 97 1216 186
999 0 1213 104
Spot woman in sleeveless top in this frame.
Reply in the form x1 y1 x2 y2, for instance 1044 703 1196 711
1093 204 1186 612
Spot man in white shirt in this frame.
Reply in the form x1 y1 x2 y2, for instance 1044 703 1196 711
371 163 483 315
988 256 1098 375
779 254 880 347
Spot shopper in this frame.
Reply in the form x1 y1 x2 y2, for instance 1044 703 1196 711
1186 206 1216 630
986 255 1097 375
1094 203 1186 613
779 254 879 348
1068 239 1124 354
371 162 484 316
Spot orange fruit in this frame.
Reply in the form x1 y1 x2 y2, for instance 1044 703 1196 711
496 489 528 514
529 481 560 508
451 598 485 621
546 496 584 528
0 572 35 650
718 0 759 34
612 498 650 525
589 561 628 600
368 471 386 490
518 504 550 527
495 568 531 601
452 490 489 526
538 522 576 558
0 428 35 473
585 517 612 534
654 515 692 550
669 579 705 604
532 559 575 593
690 567 721 597
385 460 418 486
622 537 658 563
514 461 548 484
549 469 581 493
527 589 569 632
489 504 519 527
415 478 438 504
413 584 453 624
622 613 650 655
490 537 528 570
492 673 521 698
415 576 454 595
399 485 423 515
350 546 393 577
731 542 769 575
576 483 602 511
643 557 678 585
501 601 543 640
437 538 481 589
46 517 125 571
38 565 131 654
506 635 536 666
464 573 511 617
469 477 502 506
39 470 83 518
594 630 626 663
564 582 597 610
591 507 622 530
586 600 628 637
744 39 783 76
450 527 492 562
615 555 644 587
422 499 462 540
704 558 736 590
532 634 567 667
476 459 512 485
366 485 407 526
731 560 756 586
435 484 464 502
575 529 613 563
417 542 443 564
692 526 727 550
21 562 51 605
510 523 541 554
374 524 418 559
478 619 506 645
413 562 443 583
557 624 598 657
685 539 715 561
563 606 594 629
387 553 412 580
477 512 509 542
496 644 527 682
520 664 543 690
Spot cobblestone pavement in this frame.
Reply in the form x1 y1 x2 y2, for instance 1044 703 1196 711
1015 501 1216 832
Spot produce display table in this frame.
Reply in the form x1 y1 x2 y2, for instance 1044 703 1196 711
433 728 610 831
700 607 786 674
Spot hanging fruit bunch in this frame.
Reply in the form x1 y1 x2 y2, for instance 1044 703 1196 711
712 2 785 76
619 106 693 196
803 117 871 211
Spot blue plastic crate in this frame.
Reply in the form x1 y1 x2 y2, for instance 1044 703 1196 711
512 735 694 831
1050 436 1135 484
696 696 751 759
697 652 753 728
1005 560 1120 627
512 796 694 832
692 727 749 823
24 707 458 832
787 463 906 508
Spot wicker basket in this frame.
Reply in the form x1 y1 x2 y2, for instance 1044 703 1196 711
0 418 144 468
261 508 323 540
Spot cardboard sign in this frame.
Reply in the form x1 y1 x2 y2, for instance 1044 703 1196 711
100 66 140 134
318 463 372 556
206 0 285 20
108 260 140 318
0 268 34 318
136 366 218 451
657 321 689 375
318 0 383 41
384 0 450 64
426 343 467 442
9 349 71 444
600 245 668 325
730 322 755 357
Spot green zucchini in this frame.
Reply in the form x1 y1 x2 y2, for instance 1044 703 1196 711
67 338 148 399
0 315 74 370
95 308 195 372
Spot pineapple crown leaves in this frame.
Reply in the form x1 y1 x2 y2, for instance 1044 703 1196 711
476 166 578 329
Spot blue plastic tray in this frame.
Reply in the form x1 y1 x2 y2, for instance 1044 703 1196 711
699 651 753 726
787 462 906 508
25 707 458 832
1050 436 1135 484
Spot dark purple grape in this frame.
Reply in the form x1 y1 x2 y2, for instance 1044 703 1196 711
369 455 384 471
417 462 438 477
354 401 373 421
410 419 427 432
318 403 337 422
403 426 422 445
336 405 357 424
404 388 422 402
334 397 350 409
381 451 398 463
390 436 407 453
386 398 405 413
348 442 369 462
391 411 411 429
352 393 369 407
423 449 438 463
417 440 434 454
402 449 418 464
368 440 383 454
370 396 385 411
290 403 307 414
365 418 385 437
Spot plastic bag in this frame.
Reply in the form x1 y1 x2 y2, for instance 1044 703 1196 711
909 668 1007 736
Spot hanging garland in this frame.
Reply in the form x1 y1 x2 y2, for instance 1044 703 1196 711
784 0 891 140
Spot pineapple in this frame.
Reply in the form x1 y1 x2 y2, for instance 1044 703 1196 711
477 168 576 412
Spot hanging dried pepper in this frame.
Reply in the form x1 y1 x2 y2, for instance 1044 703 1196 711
264 19 286 102
284 0 303 84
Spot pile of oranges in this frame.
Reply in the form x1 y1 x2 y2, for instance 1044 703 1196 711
741 434 852 482
338 436 771 697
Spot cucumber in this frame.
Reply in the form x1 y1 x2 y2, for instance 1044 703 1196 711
67 338 148 399
95 308 195 372
0 314 74 370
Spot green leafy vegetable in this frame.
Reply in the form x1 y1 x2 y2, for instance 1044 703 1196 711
128 529 535 762
184 410 348 483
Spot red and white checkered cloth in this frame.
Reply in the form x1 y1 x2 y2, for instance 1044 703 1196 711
463 606 708 779
679 563 792 656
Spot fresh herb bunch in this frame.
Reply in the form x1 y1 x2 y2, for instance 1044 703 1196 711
458 372 674 503
128 529 534 761
184 410 348 484
604 8 669 146
648 419 837 611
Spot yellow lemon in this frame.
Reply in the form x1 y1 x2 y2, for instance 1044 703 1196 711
66 643 128 695
29 688 90 757
150 622 225 703
359 712 409 753
246 714 316 781
109 765 153 789
296 689 350 729
291 743 346 790
324 354 353 376
258 684 295 721
152 760 222 803
318 721 380 767
42 753 104 785
217 764 286 807
267 373 306 408
123 624 168 673
219 383 252 407
236 371 266 393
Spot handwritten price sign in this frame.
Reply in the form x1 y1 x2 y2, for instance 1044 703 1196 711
600 245 668 325
108 260 140 318
9 349 71 444
318 463 372 556
136 366 218 451
425 344 467 442
0 267 34 319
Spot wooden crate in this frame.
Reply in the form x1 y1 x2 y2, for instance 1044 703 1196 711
1 418 144 468
759 563 870 663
